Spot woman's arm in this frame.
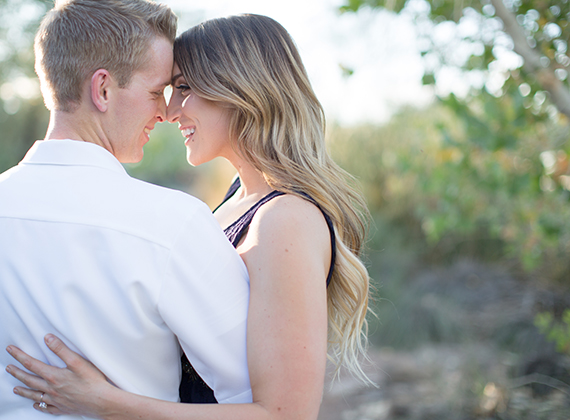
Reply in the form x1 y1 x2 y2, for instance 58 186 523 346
7 341 267 418
7 337 267 419
7 195 330 420
238 194 330 419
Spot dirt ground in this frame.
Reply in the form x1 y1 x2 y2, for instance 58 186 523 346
318 344 570 420
317 259 570 420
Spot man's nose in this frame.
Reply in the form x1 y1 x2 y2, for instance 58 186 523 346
156 96 167 122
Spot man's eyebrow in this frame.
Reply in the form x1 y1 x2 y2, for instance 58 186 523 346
171 73 183 85
152 80 170 92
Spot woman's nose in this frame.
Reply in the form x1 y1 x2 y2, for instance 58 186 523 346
166 100 180 123
166 88 182 123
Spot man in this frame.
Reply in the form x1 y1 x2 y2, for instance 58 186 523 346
0 1 251 418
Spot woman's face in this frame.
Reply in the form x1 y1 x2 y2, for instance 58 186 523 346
167 63 233 166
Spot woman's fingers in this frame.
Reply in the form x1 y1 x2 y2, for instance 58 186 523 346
6 364 47 391
10 384 66 415
44 335 74 366
44 334 94 373
6 345 52 378
12 385 44 402
34 401 66 416
7 337 105 417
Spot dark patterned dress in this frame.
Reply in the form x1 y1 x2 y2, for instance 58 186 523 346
179 178 336 403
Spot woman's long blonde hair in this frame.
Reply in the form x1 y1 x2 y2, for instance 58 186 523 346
174 14 373 383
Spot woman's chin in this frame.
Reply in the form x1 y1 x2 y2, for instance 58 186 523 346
186 149 217 167
186 153 204 167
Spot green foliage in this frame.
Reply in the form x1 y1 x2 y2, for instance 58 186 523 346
340 0 570 120
0 99 48 172
535 309 570 355
0 0 52 173
339 0 570 83
336 0 570 280
328 99 570 277
0 0 50 80
340 0 407 13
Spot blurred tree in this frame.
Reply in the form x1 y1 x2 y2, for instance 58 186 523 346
338 0 570 277
0 0 51 172
535 309 570 355
340 0 570 119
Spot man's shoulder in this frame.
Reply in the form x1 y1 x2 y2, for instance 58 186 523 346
0 163 21 181
126 176 201 208
111 176 215 235
0 162 216 246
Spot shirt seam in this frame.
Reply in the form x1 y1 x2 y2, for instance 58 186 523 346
0 215 173 251
19 161 127 175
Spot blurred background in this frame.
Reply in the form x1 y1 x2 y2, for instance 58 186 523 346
2 0 570 418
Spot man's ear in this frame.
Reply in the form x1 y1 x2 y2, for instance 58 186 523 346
90 69 112 112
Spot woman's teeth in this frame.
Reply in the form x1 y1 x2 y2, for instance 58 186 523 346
182 128 195 137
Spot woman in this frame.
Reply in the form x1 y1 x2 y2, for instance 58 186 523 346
6 14 372 419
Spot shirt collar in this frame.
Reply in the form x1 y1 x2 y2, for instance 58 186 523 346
20 139 127 175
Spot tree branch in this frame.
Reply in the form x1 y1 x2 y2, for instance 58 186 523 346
490 0 570 118
510 373 570 396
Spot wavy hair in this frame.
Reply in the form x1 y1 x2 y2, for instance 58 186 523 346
174 14 373 383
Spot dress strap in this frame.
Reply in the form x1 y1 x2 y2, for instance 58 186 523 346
322 208 336 287
213 177 241 213
298 193 336 288
216 178 336 287
223 190 285 248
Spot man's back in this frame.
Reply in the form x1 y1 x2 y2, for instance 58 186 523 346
0 140 251 419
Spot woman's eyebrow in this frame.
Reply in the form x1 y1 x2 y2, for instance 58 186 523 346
171 73 183 85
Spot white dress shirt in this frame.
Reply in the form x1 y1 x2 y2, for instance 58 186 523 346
0 139 252 419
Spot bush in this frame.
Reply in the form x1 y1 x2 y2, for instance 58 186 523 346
535 309 570 356
328 89 570 281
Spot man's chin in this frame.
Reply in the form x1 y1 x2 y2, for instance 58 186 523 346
118 150 144 164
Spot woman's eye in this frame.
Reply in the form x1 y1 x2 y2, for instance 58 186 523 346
176 84 191 94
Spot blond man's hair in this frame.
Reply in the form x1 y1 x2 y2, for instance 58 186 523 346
174 14 374 385
35 0 177 112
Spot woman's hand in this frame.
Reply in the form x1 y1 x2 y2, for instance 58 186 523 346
6 334 114 418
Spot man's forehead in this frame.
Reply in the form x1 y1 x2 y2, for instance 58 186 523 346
134 68 171 90
142 36 174 88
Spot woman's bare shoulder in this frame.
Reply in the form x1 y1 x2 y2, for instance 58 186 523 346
241 193 331 259
257 194 328 233
239 193 331 289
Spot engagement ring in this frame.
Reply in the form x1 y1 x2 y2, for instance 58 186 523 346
38 392 47 409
